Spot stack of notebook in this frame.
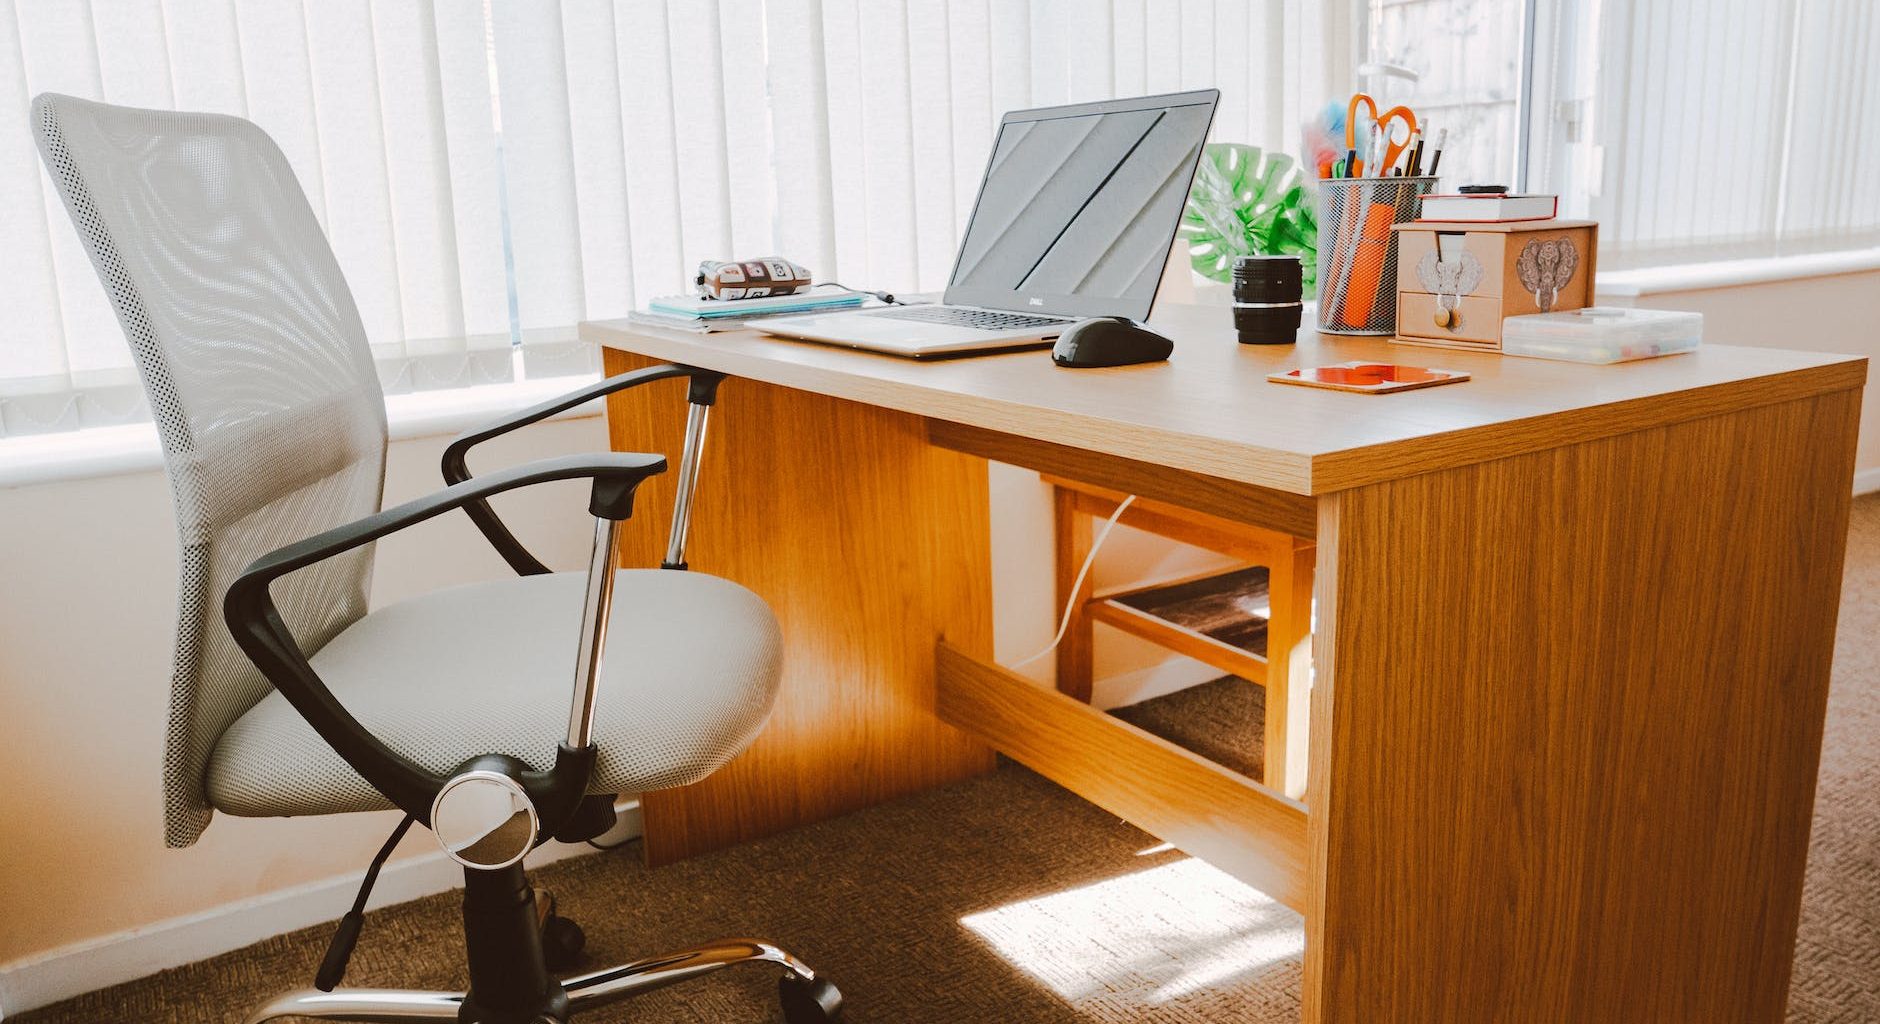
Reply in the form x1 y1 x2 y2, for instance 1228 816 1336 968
629 289 866 333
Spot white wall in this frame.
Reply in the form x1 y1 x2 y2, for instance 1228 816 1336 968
1599 269 1880 486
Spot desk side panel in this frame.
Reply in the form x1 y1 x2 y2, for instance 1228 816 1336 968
1306 387 1861 1023
601 348 996 864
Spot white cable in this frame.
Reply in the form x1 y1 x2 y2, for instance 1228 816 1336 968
1011 494 1137 670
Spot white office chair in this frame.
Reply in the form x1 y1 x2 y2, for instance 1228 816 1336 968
32 93 841 1024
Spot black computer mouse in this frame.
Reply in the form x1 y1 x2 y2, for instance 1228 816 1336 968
1050 317 1174 368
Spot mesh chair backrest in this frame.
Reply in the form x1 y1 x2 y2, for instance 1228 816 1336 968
32 94 388 847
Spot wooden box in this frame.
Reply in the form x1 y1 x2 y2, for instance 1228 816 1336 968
1389 219 1598 352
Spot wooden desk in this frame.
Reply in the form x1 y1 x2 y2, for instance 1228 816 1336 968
584 304 1864 1023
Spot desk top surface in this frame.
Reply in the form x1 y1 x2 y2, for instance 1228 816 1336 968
582 304 1865 495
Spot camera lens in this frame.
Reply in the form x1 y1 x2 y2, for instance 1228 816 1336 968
1232 255 1303 345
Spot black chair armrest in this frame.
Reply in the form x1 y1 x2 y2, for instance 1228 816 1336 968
222 452 666 823
442 364 725 575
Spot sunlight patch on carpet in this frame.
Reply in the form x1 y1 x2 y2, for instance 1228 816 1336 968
960 856 1304 1009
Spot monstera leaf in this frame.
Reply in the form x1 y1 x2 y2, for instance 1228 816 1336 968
1181 143 1319 298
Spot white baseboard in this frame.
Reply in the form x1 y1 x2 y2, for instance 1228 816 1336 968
1855 465 1880 497
0 800 641 1019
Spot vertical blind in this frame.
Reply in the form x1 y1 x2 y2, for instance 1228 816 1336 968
1587 0 1880 262
492 0 1339 327
1361 0 1874 267
0 0 1339 438
0 0 518 434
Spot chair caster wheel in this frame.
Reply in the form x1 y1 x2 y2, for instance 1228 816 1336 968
779 973 842 1022
541 915 586 972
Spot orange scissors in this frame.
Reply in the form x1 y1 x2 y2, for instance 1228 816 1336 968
1346 93 1418 174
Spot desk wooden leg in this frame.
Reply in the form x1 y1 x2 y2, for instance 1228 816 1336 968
1303 389 1859 1023
600 349 996 865
1262 543 1314 800
1053 485 1096 702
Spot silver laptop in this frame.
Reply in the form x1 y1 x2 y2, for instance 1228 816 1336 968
763 89 1220 357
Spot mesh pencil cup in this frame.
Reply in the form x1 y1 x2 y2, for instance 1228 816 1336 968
1316 176 1436 335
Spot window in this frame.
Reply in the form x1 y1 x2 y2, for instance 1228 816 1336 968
0 0 1344 438
1357 0 1527 195
1363 0 1880 269
0 1 528 436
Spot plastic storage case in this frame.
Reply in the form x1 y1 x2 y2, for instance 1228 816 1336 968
1389 219 1598 352
1501 307 1702 364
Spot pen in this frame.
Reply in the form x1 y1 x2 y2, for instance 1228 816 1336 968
1426 127 1447 177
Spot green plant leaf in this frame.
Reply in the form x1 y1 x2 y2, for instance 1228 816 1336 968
1181 143 1319 298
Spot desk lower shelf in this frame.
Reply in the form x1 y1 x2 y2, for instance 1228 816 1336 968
934 640 1309 913
1095 565 1271 684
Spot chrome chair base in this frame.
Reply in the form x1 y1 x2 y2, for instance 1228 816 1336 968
244 988 462 1022
245 938 840 1023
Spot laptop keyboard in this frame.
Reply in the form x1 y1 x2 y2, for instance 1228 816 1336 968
863 305 1072 331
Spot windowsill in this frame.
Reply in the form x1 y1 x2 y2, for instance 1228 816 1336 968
0 373 603 490
1597 247 1880 298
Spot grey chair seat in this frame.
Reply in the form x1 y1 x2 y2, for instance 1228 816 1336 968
207 569 782 818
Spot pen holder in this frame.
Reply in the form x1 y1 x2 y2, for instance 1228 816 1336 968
1315 176 1435 335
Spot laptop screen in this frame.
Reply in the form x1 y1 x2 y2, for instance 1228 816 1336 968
943 90 1218 322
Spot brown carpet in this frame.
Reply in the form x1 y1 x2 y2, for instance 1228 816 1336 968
1112 676 1265 780
19 766 1302 1023
21 497 1880 1023
1785 494 1880 1024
